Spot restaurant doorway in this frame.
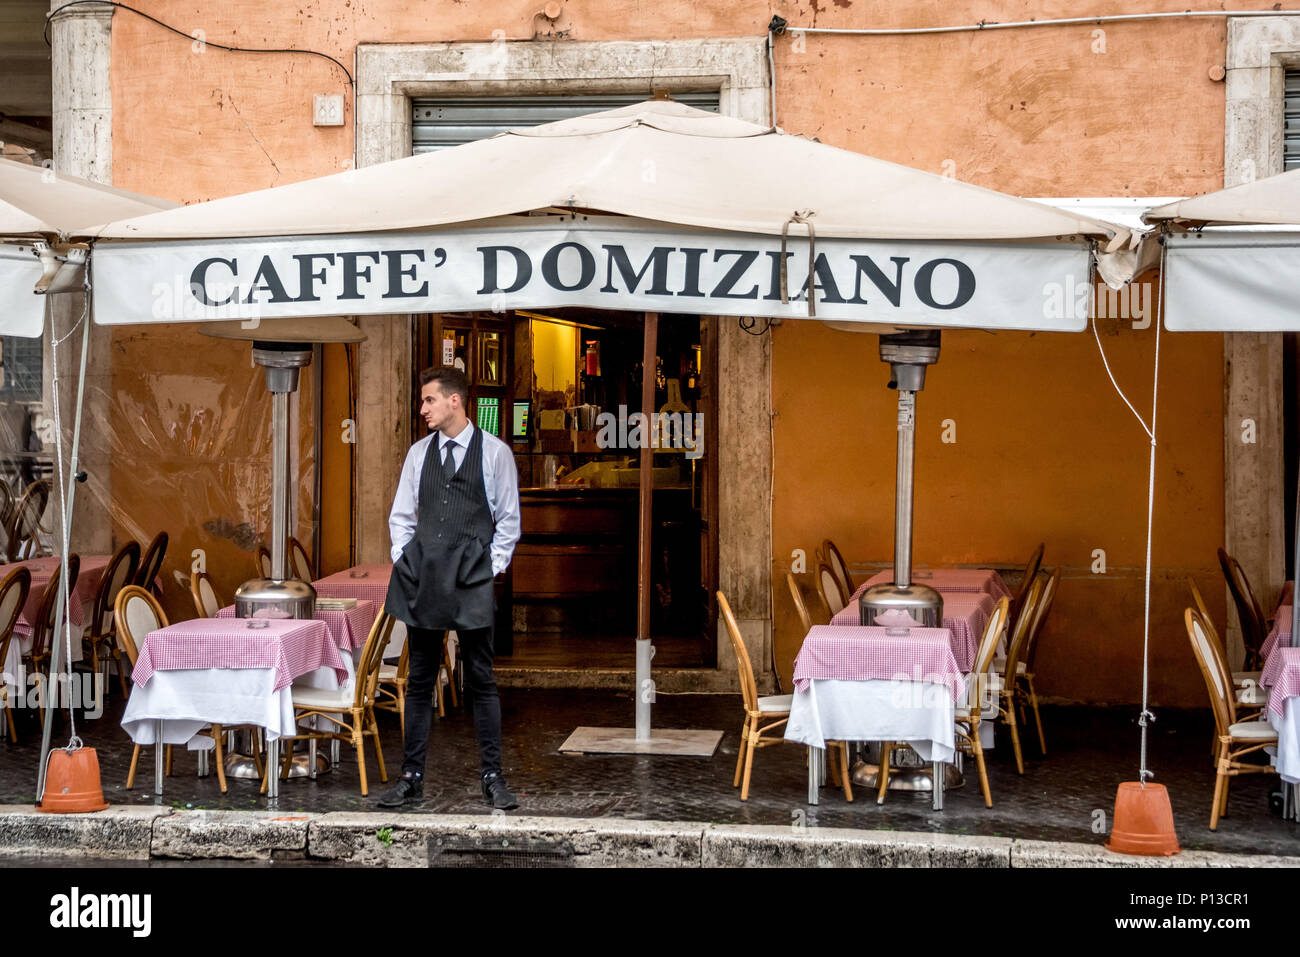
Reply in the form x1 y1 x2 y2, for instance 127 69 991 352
412 310 719 669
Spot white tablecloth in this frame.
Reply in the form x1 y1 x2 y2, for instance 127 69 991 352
785 678 957 763
1268 697 1300 783
121 653 355 748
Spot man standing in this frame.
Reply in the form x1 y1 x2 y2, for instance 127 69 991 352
377 366 521 809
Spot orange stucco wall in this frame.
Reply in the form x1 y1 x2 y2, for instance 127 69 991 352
102 1 1280 702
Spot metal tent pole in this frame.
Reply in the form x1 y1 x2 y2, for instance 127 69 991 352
36 289 91 801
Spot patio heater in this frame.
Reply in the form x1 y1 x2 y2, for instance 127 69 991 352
852 329 958 797
858 329 944 628
202 317 365 783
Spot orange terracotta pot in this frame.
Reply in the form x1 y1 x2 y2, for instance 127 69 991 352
38 747 109 814
1107 781 1180 856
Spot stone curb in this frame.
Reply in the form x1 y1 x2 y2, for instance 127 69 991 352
0 805 1295 867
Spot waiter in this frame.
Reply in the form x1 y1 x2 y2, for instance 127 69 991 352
377 366 521 809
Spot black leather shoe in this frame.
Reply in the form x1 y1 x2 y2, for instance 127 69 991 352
482 772 518 810
376 772 423 808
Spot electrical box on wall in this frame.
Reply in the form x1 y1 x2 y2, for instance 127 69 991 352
313 94 344 127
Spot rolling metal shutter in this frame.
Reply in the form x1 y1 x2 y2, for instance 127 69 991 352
411 92 720 154
1287 71 1300 171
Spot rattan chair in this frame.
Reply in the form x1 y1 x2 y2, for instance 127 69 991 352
953 595 1010 808
1184 606 1278 830
24 555 79 700
6 479 49 561
1009 542 1044 631
83 541 140 703
288 536 313 582
255 546 272 579
815 562 848 618
1187 574 1262 691
991 569 1045 775
1015 565 1058 756
375 625 410 741
820 539 855 604
719 589 799 801
114 585 248 792
1218 548 1268 672
270 610 395 796
784 571 852 800
0 567 31 740
0 482 15 540
189 570 222 619
133 532 167 595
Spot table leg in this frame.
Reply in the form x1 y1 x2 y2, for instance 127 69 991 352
932 760 944 811
807 746 820 806
331 738 340 767
309 739 317 780
154 720 164 796
266 738 279 800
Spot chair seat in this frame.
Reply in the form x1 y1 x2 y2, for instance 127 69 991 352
1235 685 1269 707
1233 671 1262 686
993 660 1027 675
1227 720 1278 741
378 664 398 680
757 694 793 714
291 685 353 710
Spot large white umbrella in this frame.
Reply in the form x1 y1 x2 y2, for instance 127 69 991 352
0 156 175 800
1146 170 1300 715
84 99 1135 759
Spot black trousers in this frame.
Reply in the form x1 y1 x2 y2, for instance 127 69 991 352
401 624 501 779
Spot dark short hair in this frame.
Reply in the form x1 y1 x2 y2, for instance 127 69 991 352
419 366 469 406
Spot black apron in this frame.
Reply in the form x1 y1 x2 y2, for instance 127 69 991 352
386 426 496 631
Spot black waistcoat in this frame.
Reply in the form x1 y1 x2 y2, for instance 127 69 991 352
385 426 496 630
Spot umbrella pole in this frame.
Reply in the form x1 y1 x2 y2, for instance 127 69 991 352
635 312 658 740
36 288 92 801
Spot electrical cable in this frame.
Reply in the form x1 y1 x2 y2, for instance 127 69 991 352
772 8 1300 38
45 1 354 88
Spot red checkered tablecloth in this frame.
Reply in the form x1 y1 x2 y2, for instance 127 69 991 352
829 591 993 672
215 600 378 652
855 568 1011 602
0 554 112 636
1263 605 1292 662
1261 646 1300 719
132 618 346 691
793 624 965 703
312 565 392 605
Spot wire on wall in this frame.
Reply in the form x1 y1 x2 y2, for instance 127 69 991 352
45 1 355 89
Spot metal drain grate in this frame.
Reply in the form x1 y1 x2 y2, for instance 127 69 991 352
429 835 575 868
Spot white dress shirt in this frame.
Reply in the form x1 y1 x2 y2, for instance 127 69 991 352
388 422 522 575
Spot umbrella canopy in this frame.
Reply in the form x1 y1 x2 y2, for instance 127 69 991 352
89 100 1133 334
0 156 174 240
0 157 175 338
1144 168 1300 332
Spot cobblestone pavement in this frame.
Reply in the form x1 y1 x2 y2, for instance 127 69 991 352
3 689 1296 857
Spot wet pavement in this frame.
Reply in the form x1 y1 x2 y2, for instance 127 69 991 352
3 688 1297 857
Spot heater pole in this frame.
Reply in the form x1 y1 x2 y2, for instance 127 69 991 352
894 390 916 589
270 389 289 580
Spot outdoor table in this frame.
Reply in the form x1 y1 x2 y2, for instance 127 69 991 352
0 554 110 698
312 564 392 605
120 617 348 797
829 590 993 672
1263 605 1292 662
855 567 1012 602
215 600 378 654
1258 647 1300 820
785 624 965 810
